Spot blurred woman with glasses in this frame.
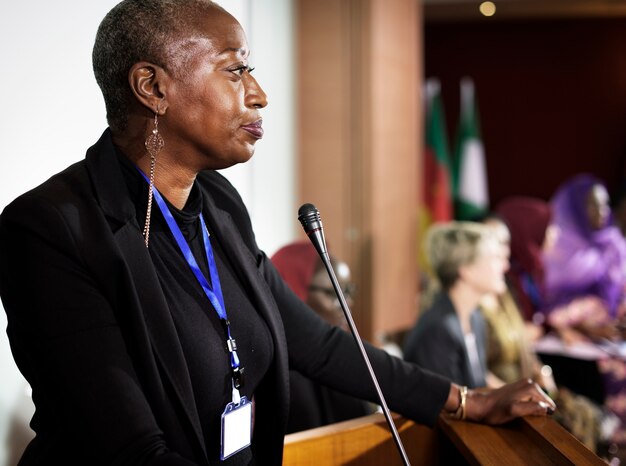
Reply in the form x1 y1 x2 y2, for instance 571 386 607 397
271 241 371 433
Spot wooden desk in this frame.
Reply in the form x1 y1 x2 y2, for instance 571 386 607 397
283 413 605 465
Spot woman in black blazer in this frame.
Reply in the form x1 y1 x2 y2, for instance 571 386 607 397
0 1 554 465
404 222 502 388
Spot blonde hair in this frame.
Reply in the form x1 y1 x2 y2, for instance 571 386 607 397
425 221 494 291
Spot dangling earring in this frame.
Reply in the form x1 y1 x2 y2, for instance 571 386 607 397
142 106 165 247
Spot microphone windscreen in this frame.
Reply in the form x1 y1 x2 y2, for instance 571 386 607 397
298 203 322 233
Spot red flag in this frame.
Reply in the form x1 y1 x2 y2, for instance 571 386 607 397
419 79 453 271
422 78 453 224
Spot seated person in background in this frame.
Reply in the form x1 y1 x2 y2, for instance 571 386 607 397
479 213 555 391
480 214 607 454
498 190 625 451
495 196 555 329
403 222 507 388
271 241 372 433
541 174 626 449
542 173 626 342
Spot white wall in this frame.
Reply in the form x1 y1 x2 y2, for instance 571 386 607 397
223 0 297 257
0 2 295 465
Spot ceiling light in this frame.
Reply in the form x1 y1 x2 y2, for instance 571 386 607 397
480 1 496 17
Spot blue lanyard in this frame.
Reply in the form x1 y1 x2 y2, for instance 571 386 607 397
138 171 244 389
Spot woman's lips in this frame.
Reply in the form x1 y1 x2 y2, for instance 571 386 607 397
241 120 264 139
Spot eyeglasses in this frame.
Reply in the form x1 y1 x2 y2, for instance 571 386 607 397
309 283 357 300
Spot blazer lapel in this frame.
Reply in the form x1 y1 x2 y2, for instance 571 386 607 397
85 130 207 459
440 295 480 387
114 225 206 451
199 190 288 354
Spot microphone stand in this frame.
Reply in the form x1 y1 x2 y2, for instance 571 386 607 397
299 204 411 466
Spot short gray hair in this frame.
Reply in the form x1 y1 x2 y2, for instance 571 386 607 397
92 0 223 132
426 221 492 290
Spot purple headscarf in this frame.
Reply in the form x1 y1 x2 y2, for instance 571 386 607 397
543 174 626 317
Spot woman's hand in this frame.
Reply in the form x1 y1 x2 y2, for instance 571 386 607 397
575 321 619 341
533 364 558 399
556 326 590 345
463 379 556 425
547 296 609 329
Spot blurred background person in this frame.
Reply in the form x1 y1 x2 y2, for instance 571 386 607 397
542 174 626 342
495 196 555 330
403 222 507 388
497 185 626 454
479 213 555 390
271 241 372 433
480 213 607 454
540 174 626 450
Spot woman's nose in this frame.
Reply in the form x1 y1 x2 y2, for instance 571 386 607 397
244 74 268 109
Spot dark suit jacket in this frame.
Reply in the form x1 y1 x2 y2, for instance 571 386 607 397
403 293 488 388
0 130 451 465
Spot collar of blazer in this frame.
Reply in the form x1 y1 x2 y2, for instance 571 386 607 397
435 292 486 388
85 129 207 460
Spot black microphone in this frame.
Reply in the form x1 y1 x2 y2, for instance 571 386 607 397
297 203 411 466
297 203 327 256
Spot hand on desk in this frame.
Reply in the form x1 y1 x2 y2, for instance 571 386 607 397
450 379 556 425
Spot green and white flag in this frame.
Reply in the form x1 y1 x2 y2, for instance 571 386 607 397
453 77 489 220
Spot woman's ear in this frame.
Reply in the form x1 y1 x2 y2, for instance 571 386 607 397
128 61 169 114
456 264 470 284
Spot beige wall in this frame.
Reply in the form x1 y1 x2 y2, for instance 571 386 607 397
297 0 423 342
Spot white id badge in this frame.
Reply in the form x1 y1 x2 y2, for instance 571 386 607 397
220 396 252 460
